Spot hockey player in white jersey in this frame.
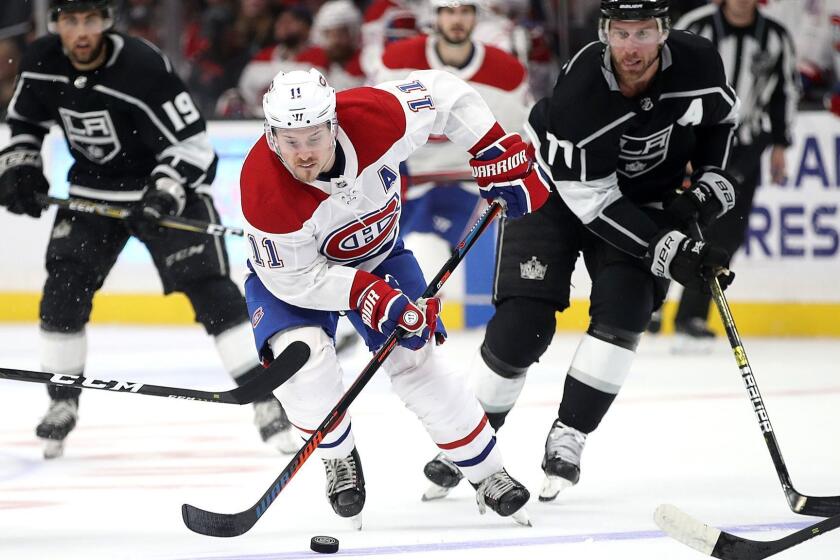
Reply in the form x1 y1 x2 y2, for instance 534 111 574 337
374 0 533 250
240 67 549 526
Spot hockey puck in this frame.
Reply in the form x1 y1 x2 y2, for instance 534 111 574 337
310 535 339 554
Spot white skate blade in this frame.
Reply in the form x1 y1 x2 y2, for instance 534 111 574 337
349 514 362 531
264 430 299 454
670 334 714 355
511 508 532 527
421 483 453 501
538 475 573 502
42 439 64 460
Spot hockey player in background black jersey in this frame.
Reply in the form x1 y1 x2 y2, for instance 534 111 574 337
0 0 296 459
423 0 741 502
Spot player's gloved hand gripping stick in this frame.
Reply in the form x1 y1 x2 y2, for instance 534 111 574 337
180 199 507 537
469 133 549 219
36 194 244 238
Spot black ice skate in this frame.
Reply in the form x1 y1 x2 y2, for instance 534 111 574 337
422 452 464 501
474 469 531 526
35 397 79 459
539 419 586 502
323 446 366 529
672 318 716 354
253 395 298 454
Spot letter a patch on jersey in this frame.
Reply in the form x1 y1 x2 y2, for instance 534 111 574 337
58 108 122 163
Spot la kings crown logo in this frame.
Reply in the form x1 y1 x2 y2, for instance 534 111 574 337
59 107 122 163
618 125 673 178
520 256 547 280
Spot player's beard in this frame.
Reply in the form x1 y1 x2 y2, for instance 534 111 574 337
439 25 471 46
69 35 106 66
614 48 659 83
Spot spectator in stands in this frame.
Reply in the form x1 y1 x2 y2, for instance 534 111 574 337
763 0 840 111
219 4 313 117
121 0 159 44
297 0 365 91
184 0 240 115
360 0 425 79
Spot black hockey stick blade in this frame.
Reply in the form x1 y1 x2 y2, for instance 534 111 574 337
654 504 840 559
783 490 840 518
0 341 309 405
181 200 506 537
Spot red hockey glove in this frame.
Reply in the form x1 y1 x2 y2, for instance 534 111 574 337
469 133 549 218
352 273 441 350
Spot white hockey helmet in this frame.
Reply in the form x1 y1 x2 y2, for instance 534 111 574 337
430 0 482 31
313 0 362 33
262 68 338 157
430 0 482 10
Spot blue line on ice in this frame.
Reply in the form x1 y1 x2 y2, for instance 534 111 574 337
176 520 813 559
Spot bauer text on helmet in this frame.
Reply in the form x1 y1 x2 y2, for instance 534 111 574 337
598 0 670 46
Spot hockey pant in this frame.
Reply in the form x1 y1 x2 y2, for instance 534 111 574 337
265 326 503 484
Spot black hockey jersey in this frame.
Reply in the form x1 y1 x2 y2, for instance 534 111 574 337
5 32 217 201
526 30 739 258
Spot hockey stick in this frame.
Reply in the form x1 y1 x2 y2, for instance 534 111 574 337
37 194 244 237
0 341 309 405
181 199 506 537
654 504 840 559
690 222 840 517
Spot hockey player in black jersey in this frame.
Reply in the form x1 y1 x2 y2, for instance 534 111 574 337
423 0 741 502
0 0 296 459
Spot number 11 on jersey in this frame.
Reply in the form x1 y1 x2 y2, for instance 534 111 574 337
248 234 284 268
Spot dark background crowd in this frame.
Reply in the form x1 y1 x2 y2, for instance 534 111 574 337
0 0 836 120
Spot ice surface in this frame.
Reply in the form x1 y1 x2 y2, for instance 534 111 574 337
1 324 838 559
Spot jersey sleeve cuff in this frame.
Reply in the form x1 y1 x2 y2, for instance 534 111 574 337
349 269 382 310
468 122 506 156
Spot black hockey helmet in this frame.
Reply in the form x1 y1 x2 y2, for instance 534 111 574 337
48 0 115 33
598 0 670 45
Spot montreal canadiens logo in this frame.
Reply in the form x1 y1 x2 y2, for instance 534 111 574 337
321 195 401 263
251 306 265 328
402 310 420 327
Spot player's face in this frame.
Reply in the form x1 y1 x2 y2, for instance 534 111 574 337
272 124 335 183
323 27 356 62
607 19 662 82
436 6 477 45
56 10 107 69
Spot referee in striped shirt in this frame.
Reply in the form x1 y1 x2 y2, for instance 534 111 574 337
670 0 800 347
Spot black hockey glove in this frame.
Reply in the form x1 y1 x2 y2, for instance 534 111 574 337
0 148 50 218
665 167 737 229
645 229 735 291
129 177 187 239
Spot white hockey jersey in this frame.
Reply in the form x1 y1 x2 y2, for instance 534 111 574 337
240 69 501 311
373 35 532 183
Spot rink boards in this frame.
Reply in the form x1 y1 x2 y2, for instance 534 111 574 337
1 113 839 335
